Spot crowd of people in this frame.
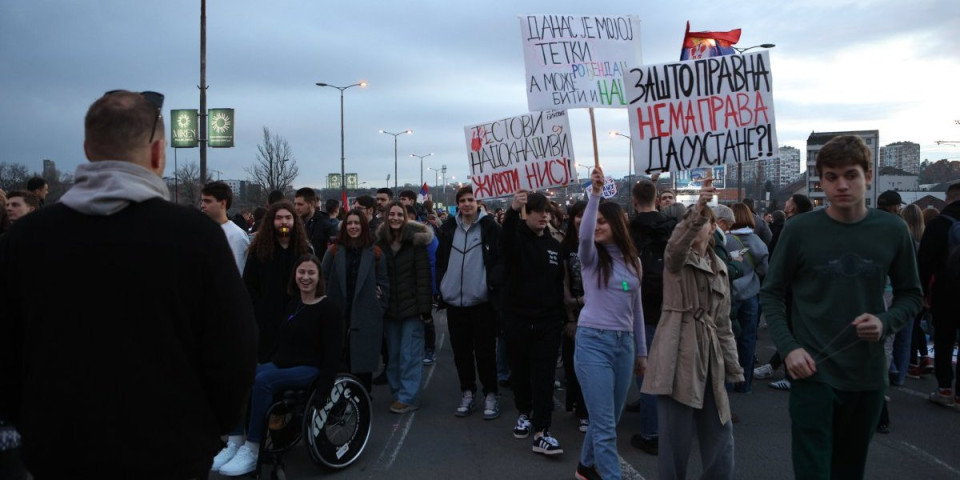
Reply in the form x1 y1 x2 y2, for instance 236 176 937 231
0 90 958 480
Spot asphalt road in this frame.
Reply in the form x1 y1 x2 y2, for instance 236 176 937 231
213 309 960 480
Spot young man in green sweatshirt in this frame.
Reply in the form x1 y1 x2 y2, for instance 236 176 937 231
759 135 922 480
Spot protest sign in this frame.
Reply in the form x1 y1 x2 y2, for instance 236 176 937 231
674 166 726 190
465 110 575 200
625 50 777 175
519 15 642 111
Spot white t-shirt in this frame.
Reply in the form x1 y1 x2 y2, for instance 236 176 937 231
221 221 251 273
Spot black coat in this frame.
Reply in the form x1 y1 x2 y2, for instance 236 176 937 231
243 244 299 362
918 201 960 312
375 221 434 320
0 199 257 479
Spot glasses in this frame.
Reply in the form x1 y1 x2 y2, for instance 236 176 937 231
105 90 165 144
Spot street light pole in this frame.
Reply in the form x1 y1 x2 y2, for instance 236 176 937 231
316 81 367 204
379 129 412 196
610 130 634 213
426 167 440 193
410 153 433 187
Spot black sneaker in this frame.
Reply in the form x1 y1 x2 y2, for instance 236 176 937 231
531 431 563 455
513 414 531 438
575 463 602 480
630 433 659 455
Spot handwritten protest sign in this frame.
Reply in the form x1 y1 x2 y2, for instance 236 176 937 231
625 50 777 175
465 110 575 200
520 15 642 111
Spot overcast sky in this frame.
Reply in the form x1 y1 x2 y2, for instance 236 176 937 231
2 0 958 191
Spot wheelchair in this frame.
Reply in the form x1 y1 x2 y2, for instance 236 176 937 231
256 373 372 480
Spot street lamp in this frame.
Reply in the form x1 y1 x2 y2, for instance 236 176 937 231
410 153 433 187
380 129 412 195
576 163 592 178
316 80 367 205
426 166 440 192
733 43 776 54
610 130 634 213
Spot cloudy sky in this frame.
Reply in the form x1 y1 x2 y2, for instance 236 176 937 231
2 0 958 191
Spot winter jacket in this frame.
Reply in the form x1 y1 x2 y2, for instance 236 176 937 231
629 210 677 324
321 244 389 373
0 192 257 479
919 201 960 312
243 243 300 363
376 221 434 319
641 206 744 425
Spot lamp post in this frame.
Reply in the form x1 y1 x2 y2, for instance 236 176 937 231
576 163 592 179
733 43 776 54
316 81 367 205
380 129 412 196
410 153 433 188
610 130 634 213
426 166 440 193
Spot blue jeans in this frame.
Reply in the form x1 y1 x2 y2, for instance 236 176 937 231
384 316 424 405
730 296 759 392
575 327 635 480
889 323 913 386
233 362 320 443
634 323 658 438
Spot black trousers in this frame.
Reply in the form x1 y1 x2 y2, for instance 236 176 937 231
504 311 562 432
447 302 499 395
932 305 960 391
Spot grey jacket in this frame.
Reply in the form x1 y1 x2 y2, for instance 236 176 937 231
724 228 769 301
439 212 489 307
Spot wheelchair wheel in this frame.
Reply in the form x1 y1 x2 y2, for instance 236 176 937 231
303 374 372 469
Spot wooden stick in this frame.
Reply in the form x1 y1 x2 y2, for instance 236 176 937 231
588 108 600 168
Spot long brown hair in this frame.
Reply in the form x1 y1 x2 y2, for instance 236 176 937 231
248 200 311 262
335 210 372 248
595 201 641 288
900 204 924 244
384 201 407 243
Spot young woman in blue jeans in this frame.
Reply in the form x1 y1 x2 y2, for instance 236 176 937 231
214 254 344 476
574 167 647 480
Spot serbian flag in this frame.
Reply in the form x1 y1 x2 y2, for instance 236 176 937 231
417 183 430 203
680 21 741 60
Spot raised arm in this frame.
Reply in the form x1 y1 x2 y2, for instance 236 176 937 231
578 167 604 269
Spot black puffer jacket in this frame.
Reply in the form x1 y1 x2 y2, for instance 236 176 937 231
376 221 434 319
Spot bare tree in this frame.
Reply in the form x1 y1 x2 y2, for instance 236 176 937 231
174 162 211 207
245 127 299 201
0 162 30 192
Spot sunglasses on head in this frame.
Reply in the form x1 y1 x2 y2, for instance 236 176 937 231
104 90 165 143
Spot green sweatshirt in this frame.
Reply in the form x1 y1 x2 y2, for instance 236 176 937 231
758 209 922 391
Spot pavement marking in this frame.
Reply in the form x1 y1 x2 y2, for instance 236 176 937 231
619 455 648 480
899 441 960 476
372 332 446 471
893 385 930 400
551 391 647 480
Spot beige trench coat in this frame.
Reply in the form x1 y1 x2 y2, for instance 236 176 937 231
640 209 744 425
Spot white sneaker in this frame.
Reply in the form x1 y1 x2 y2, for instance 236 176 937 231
218 444 258 476
483 393 500 420
578 418 589 433
210 441 240 471
754 364 774 379
456 390 475 417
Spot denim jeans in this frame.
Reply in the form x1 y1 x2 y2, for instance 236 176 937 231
384 316 425 405
730 296 759 392
233 362 320 443
889 322 913 386
575 326 635 480
496 336 511 382
634 323 658 439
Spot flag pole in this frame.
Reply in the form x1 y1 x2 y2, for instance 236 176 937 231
589 108 600 169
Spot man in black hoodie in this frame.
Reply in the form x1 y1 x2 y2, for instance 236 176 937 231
0 90 258 479
501 191 566 456
626 178 677 455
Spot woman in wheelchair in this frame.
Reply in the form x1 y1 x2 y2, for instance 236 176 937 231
214 254 344 476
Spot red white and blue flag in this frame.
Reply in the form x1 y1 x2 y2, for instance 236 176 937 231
679 21 741 60
417 183 430 203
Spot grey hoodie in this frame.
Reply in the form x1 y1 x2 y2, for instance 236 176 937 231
60 160 169 216
725 227 769 301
